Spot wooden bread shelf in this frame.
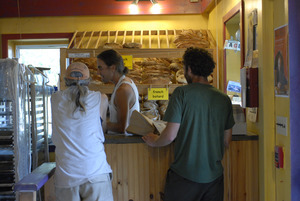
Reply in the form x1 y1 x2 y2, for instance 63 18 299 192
63 48 187 59
68 29 216 49
60 29 218 92
89 83 186 95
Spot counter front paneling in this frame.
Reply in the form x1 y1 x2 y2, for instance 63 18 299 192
104 141 174 201
104 133 259 201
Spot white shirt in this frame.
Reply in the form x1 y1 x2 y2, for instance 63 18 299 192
109 75 140 134
51 88 112 188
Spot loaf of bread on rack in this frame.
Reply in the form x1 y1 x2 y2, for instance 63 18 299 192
127 62 143 84
176 69 187 84
143 101 158 110
157 100 169 118
141 108 160 121
73 58 97 69
73 58 102 82
123 42 142 49
169 62 182 72
174 29 210 49
103 42 123 49
140 58 174 84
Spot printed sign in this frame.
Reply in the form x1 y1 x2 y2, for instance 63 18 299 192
122 55 133 70
148 88 169 100
224 40 240 51
247 108 257 123
276 116 288 136
68 53 90 58
227 81 241 93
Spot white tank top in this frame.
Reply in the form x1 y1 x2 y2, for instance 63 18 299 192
51 88 112 188
109 75 140 134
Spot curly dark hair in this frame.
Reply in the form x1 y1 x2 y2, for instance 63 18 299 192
97 49 128 75
183 47 215 77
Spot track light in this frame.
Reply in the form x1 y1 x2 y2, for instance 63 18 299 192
150 0 161 14
129 0 139 14
128 0 161 14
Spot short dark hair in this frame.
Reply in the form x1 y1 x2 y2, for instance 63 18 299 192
97 49 128 75
183 47 215 77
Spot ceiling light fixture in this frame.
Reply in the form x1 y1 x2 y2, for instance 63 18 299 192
150 0 161 14
128 0 161 14
129 0 139 14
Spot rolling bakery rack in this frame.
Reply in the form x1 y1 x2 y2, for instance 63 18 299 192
0 59 54 201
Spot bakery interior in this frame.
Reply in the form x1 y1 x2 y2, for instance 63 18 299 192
0 0 299 201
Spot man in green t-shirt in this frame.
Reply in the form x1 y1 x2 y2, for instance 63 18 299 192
142 47 235 201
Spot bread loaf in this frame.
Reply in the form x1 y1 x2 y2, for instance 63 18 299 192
103 42 123 49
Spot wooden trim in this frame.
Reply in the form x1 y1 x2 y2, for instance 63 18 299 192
222 1 244 93
1 33 73 58
222 2 241 23
14 162 56 192
68 31 78 49
240 0 245 68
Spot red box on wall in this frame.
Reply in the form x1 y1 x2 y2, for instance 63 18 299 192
241 67 259 108
246 68 259 107
275 146 284 169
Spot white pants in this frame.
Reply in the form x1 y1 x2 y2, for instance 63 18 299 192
55 173 113 201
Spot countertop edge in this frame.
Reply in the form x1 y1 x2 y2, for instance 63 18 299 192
48 133 259 150
104 133 259 144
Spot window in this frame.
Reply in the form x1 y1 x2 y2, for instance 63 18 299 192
16 44 67 86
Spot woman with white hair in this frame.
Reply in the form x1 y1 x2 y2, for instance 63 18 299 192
51 62 113 201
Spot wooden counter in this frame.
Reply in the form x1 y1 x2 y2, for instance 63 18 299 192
104 134 259 201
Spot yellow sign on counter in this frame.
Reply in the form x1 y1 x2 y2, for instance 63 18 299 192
122 55 133 69
148 88 169 100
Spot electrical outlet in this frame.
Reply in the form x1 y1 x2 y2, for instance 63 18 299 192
190 0 199 2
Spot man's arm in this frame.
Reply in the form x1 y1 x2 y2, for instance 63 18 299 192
142 122 180 147
224 128 232 149
100 93 108 133
107 84 134 133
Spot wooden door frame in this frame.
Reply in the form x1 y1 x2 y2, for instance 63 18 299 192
1 33 73 59
222 1 244 93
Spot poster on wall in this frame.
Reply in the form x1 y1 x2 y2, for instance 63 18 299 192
244 9 257 67
274 25 289 97
244 11 254 67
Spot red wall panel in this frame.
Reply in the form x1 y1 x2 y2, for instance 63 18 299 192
0 0 205 17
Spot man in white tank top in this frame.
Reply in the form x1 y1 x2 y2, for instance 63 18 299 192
97 49 140 134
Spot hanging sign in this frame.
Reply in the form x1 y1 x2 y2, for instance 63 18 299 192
148 88 169 100
224 40 240 51
122 55 133 70
68 53 90 58
276 116 288 136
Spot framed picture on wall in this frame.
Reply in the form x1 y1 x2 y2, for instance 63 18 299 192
274 25 289 97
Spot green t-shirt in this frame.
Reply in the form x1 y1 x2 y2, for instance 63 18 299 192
163 83 235 183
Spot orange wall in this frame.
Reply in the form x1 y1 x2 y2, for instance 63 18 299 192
0 14 208 59
0 15 208 35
